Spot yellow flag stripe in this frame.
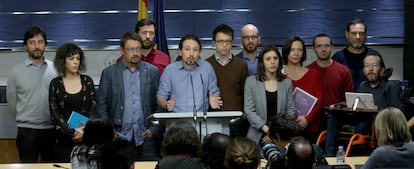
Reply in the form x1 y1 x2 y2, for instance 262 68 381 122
138 0 148 20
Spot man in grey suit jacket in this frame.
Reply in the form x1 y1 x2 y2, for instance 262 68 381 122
96 32 161 160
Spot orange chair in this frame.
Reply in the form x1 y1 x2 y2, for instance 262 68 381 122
316 115 377 157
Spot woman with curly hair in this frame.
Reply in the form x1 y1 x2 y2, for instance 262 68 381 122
49 43 96 162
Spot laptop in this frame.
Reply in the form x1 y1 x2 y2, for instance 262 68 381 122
345 92 376 110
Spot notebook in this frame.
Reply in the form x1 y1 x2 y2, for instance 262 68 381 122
67 111 88 129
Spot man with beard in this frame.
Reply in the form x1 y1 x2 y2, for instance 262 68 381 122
7 26 57 162
116 18 170 74
307 33 354 156
332 18 381 89
157 34 222 113
234 24 261 137
96 32 161 160
355 52 404 134
237 24 261 76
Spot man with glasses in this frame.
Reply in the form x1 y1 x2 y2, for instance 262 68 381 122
358 52 404 111
96 32 161 160
116 18 170 74
308 33 354 156
332 18 381 89
206 24 248 137
237 24 261 76
353 52 404 142
234 24 261 137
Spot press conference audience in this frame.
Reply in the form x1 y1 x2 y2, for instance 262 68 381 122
100 139 136 169
244 44 295 145
199 132 231 169
285 136 315 169
262 113 297 169
264 113 326 169
71 118 114 169
361 107 414 169
155 120 203 169
225 137 261 169
50 43 96 162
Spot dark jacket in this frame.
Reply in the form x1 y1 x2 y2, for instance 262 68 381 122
96 61 162 136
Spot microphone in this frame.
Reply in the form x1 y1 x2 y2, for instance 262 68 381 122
200 74 207 121
190 74 197 123
53 164 70 169
200 74 208 136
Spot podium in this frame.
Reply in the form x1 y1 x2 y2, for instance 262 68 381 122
147 111 242 138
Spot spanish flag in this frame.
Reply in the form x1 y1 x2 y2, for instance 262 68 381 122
154 0 170 56
138 0 148 20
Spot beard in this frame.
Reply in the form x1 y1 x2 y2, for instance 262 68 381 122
29 50 44 59
142 40 153 49
245 46 257 53
350 40 365 49
367 73 379 83
129 57 140 65
243 43 258 53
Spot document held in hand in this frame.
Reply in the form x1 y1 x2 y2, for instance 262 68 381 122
292 87 318 116
67 111 88 129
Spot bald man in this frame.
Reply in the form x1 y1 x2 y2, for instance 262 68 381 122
285 136 315 169
237 23 261 76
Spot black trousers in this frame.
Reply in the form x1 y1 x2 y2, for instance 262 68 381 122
16 127 56 163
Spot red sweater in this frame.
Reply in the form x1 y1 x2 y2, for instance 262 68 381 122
307 61 354 107
291 69 323 132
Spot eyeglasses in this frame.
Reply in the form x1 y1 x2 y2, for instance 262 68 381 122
215 40 232 45
349 31 366 36
364 63 380 68
123 47 142 53
315 44 332 49
241 35 259 41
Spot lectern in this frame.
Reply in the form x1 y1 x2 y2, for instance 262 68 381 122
147 111 242 138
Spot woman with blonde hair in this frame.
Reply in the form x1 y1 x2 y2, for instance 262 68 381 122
362 107 414 169
225 137 261 169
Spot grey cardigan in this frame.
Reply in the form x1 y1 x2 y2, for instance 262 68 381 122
244 76 295 144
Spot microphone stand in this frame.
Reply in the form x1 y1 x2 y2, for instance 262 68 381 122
190 74 197 128
200 74 207 136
